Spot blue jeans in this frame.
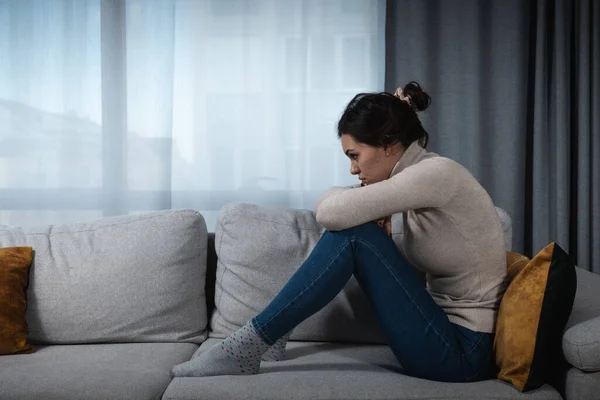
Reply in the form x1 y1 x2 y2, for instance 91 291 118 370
251 222 494 383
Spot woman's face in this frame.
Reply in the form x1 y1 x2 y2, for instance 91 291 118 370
341 134 401 186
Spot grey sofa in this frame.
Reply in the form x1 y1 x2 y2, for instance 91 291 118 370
1 204 599 400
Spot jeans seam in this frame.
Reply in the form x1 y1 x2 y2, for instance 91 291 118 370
465 364 484 382
355 237 454 350
462 332 486 356
461 332 492 381
253 240 353 343
464 348 491 382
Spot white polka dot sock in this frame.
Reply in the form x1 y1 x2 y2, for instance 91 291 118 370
171 321 270 377
261 330 292 362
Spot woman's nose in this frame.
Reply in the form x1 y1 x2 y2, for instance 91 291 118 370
350 164 360 175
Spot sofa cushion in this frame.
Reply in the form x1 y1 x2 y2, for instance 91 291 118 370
163 338 560 400
562 267 600 372
0 343 198 400
210 202 386 343
494 243 577 392
0 209 208 345
0 246 34 355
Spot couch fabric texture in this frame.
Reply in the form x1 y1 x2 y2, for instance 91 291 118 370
163 338 561 400
563 316 600 372
563 265 600 375
3 205 600 400
0 343 198 400
0 210 208 345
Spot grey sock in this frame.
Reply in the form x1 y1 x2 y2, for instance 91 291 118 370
171 321 269 377
261 330 292 361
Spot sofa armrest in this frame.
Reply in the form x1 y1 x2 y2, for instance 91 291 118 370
562 267 600 372
566 267 600 329
563 316 600 372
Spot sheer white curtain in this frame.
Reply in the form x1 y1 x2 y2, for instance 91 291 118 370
0 0 385 230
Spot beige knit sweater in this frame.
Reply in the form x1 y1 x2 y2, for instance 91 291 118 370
314 141 507 333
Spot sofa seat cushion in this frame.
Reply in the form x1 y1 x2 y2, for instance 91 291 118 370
162 339 560 400
0 343 198 400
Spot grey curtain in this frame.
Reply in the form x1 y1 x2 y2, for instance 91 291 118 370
385 0 600 273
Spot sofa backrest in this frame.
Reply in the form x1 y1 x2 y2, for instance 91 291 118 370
207 203 513 344
0 209 208 345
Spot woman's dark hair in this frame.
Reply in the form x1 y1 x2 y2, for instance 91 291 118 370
337 81 431 149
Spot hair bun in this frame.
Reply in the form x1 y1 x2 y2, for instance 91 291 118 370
402 81 431 112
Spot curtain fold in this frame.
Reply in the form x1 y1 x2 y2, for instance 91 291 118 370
526 0 600 273
386 0 600 272
385 0 530 253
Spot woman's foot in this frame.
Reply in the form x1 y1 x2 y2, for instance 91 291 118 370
171 322 270 377
261 330 292 361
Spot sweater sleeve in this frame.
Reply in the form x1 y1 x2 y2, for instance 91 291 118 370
313 184 361 213
315 158 459 231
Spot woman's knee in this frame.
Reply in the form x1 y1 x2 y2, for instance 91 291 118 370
342 222 386 238
323 222 387 245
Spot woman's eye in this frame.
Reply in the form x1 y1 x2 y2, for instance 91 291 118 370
351 155 358 160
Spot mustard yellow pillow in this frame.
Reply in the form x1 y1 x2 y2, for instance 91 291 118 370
0 246 34 355
494 243 576 391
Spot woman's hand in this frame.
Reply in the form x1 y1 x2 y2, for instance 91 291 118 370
375 215 392 237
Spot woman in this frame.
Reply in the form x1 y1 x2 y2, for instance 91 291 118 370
172 82 507 383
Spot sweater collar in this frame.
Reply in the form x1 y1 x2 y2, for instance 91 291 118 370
388 141 429 178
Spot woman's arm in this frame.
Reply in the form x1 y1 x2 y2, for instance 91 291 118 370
313 184 361 213
315 158 459 231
